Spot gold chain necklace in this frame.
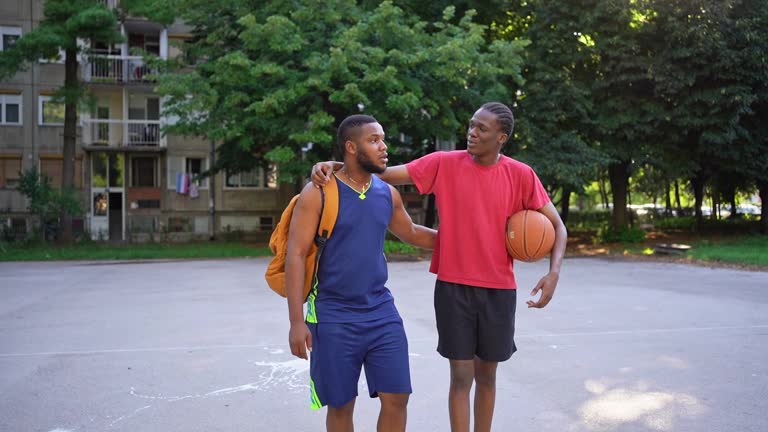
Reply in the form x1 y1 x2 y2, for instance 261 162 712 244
342 169 371 200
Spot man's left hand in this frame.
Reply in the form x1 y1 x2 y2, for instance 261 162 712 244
527 271 559 308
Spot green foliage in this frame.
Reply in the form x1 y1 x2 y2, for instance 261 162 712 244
596 224 646 244
655 217 696 231
566 211 612 231
500 0 768 229
156 0 525 182
17 168 81 240
384 240 418 255
504 1 608 192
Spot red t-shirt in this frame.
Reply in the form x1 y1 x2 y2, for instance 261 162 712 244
406 151 551 289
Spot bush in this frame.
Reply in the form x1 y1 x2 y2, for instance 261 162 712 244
17 168 81 241
566 211 612 231
384 240 418 254
654 216 760 234
596 225 646 243
655 216 696 230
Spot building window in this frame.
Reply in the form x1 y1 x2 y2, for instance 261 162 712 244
39 95 65 126
225 165 277 189
0 26 21 51
186 157 202 179
40 156 84 189
136 199 160 209
0 94 22 125
131 157 158 187
0 157 22 188
10 217 26 235
167 156 208 189
259 216 274 232
167 216 191 232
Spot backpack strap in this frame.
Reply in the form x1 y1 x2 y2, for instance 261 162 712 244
306 175 339 302
316 174 339 243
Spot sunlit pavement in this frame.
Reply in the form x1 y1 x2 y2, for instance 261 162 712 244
1 258 766 431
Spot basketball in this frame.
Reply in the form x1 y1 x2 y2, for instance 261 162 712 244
506 210 555 262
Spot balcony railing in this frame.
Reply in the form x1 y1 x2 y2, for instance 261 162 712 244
83 119 164 148
98 0 118 9
84 55 157 84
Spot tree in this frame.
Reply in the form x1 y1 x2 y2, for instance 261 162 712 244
0 0 122 243
729 0 768 233
585 0 669 229
156 0 525 187
504 0 608 222
648 0 757 229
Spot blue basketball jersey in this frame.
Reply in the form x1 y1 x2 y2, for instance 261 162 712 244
306 174 396 323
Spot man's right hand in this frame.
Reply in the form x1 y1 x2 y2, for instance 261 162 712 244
289 321 313 360
311 161 339 188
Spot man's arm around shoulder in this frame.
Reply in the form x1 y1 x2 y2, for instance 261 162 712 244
311 162 414 187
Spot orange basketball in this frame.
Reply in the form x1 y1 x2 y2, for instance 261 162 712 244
506 210 555 262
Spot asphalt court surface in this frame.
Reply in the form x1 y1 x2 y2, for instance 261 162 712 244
1 258 766 431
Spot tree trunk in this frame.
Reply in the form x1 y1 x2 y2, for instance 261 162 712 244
608 161 630 228
674 180 682 214
424 194 437 228
423 137 438 227
759 181 767 235
691 174 706 231
209 139 217 240
598 170 609 209
59 46 79 244
627 184 634 227
727 188 737 218
665 181 673 216
560 186 572 223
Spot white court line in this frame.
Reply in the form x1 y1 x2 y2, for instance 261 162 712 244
1 324 767 358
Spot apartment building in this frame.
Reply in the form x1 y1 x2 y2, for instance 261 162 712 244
0 0 293 242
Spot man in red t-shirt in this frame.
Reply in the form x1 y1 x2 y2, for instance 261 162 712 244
312 102 567 432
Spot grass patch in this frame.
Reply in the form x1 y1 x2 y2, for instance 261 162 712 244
0 241 272 262
688 236 768 267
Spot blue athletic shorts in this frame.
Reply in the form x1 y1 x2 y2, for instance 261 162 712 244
307 315 411 409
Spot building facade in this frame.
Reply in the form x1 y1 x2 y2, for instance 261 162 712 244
0 0 293 242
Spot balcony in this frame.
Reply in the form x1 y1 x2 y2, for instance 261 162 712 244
84 55 157 84
82 119 165 150
98 0 118 9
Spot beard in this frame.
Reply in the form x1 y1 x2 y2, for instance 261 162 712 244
357 151 386 174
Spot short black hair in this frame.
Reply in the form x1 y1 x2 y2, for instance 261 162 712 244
480 102 514 143
335 114 378 160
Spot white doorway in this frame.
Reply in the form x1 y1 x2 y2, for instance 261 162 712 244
90 152 125 241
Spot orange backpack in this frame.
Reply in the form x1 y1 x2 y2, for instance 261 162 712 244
265 175 339 302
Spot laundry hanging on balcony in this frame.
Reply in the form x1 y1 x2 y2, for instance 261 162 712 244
189 180 199 199
176 172 190 194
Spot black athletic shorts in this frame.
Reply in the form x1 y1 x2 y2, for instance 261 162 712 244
434 280 517 362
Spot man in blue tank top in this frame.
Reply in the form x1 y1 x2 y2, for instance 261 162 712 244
285 114 436 432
